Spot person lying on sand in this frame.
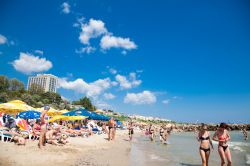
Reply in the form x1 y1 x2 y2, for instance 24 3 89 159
58 133 69 144
46 128 61 145
12 135 26 145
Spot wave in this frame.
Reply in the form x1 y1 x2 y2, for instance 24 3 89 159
246 154 250 165
149 154 166 161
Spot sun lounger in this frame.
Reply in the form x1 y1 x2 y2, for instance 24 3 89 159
0 130 13 142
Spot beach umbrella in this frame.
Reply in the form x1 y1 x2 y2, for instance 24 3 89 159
91 111 110 121
0 100 35 114
37 107 61 116
18 110 41 119
63 108 93 117
48 115 87 122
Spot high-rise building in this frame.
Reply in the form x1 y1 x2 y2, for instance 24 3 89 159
27 74 58 93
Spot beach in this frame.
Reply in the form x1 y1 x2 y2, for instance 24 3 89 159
1 130 249 166
0 130 131 166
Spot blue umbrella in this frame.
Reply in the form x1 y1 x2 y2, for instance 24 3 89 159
63 108 93 117
18 110 41 119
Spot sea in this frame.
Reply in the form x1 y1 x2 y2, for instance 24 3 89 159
129 131 250 166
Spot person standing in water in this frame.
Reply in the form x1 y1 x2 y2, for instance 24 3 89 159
242 127 248 141
197 123 214 166
149 124 155 141
38 105 50 149
128 122 134 141
213 123 232 166
159 125 164 143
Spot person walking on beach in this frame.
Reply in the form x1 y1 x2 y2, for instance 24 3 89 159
213 123 232 166
128 122 134 141
108 117 116 141
197 123 214 166
38 105 50 149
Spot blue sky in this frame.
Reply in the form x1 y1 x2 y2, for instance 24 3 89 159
0 0 250 123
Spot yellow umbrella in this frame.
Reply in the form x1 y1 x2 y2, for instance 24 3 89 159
37 107 61 116
95 109 105 114
60 109 69 114
48 115 87 122
0 100 35 114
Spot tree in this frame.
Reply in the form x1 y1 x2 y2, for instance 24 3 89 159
73 96 95 111
9 78 25 91
28 83 44 95
0 75 9 92
0 92 9 103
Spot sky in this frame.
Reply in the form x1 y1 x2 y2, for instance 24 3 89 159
0 0 250 123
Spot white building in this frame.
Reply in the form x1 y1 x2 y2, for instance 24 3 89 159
27 74 58 93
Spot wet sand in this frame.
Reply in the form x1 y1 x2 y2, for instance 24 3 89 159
0 130 131 166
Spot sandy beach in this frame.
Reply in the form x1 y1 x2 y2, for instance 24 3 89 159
0 130 131 166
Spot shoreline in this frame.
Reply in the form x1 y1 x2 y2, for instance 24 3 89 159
0 130 131 166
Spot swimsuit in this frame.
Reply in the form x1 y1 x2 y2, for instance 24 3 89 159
200 147 210 153
200 136 209 141
219 145 228 152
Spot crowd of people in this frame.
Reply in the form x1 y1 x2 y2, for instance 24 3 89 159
0 106 120 148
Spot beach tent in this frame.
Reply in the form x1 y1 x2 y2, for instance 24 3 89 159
0 100 35 114
18 110 41 119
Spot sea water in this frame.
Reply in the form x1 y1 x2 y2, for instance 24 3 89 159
129 131 250 166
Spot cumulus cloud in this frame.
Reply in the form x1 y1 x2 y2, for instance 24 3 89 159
12 52 52 75
115 72 141 89
77 18 137 53
103 93 116 100
124 91 156 105
0 34 7 45
100 35 137 50
162 99 170 104
61 2 70 14
75 46 96 54
79 19 108 45
58 77 112 98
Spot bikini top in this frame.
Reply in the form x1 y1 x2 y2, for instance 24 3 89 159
200 136 209 141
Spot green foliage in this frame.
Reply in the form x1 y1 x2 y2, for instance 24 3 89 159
72 96 96 111
0 75 10 92
9 78 25 91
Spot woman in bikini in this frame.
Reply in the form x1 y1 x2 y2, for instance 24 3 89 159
159 125 164 143
213 123 232 166
197 124 213 166
38 105 50 149
149 124 155 141
128 122 134 141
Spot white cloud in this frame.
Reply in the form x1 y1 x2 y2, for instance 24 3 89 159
124 91 156 105
58 77 112 98
103 93 116 100
35 50 43 55
100 35 137 50
0 34 7 45
61 2 70 14
109 68 117 75
115 72 141 89
162 99 170 104
79 18 108 45
173 96 182 100
12 52 52 75
75 46 96 54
